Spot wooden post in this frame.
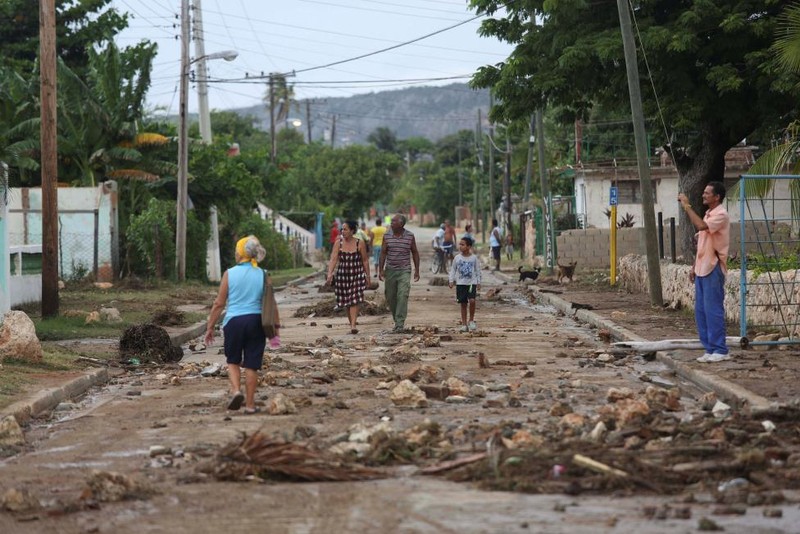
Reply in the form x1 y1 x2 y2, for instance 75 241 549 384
39 0 58 317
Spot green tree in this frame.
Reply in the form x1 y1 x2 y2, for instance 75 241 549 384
367 127 399 153
470 0 800 256
0 68 39 186
0 0 128 75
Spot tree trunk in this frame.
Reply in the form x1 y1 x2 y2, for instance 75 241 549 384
672 139 727 262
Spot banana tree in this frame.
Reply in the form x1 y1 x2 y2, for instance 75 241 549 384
0 67 40 188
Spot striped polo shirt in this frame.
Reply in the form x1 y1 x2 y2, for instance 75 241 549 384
384 229 414 271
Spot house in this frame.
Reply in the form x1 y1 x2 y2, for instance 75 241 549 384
573 145 764 229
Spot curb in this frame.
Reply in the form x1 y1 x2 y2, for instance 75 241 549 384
526 283 777 414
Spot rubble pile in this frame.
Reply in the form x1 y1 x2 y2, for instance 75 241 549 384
294 298 389 318
119 324 183 364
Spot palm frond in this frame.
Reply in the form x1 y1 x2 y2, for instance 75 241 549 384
774 4 800 74
106 169 160 182
728 141 799 200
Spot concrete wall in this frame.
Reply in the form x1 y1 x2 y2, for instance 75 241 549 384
7 184 117 282
556 221 794 269
619 254 800 336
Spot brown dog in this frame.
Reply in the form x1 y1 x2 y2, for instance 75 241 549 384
557 261 577 284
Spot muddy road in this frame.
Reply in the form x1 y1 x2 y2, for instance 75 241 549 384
1 233 799 533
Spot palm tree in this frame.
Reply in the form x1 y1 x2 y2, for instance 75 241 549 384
732 3 800 212
0 67 40 188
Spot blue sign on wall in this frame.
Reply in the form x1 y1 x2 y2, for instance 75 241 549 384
609 186 618 206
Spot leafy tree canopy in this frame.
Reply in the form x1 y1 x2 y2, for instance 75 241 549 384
0 0 129 75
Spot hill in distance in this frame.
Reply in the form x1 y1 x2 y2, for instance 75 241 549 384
232 83 491 146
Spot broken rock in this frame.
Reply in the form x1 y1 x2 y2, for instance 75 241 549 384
1 488 41 513
0 415 25 447
444 377 470 397
390 380 428 408
268 393 298 415
0 311 42 363
606 387 635 403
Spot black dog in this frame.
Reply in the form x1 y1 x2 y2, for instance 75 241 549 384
518 266 541 282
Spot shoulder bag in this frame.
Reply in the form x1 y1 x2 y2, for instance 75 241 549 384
261 270 279 339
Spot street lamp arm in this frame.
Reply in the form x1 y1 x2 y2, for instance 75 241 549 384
191 50 238 65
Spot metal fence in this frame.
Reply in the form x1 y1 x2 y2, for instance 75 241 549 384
738 174 800 346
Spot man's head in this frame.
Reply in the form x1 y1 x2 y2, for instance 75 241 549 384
444 219 451 227
375 218 382 226
391 214 406 231
492 218 498 227
703 181 726 208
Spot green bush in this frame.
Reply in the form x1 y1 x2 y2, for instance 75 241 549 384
219 213 293 272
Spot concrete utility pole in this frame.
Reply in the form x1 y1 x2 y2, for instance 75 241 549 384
39 0 58 316
176 0 190 282
504 134 512 231
536 109 554 275
523 113 535 203
269 74 276 162
330 114 336 148
616 0 663 306
488 95 496 219
305 100 312 143
475 109 483 239
193 0 212 144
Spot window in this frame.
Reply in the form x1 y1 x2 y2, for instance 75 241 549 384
616 181 657 204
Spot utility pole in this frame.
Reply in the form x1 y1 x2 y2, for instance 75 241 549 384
39 0 58 316
330 114 337 148
269 74 276 162
457 142 463 206
523 113 534 203
504 134 512 232
175 0 190 282
476 109 484 241
488 95 496 220
193 0 212 144
616 0 663 306
536 109 554 275
305 100 312 143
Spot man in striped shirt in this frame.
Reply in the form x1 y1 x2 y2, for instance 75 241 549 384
378 214 420 333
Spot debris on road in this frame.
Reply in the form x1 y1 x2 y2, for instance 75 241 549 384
119 323 183 364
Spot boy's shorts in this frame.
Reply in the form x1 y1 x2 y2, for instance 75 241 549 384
222 314 266 369
491 246 501 260
455 284 477 304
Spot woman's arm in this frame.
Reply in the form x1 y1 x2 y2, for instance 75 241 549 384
205 271 229 344
326 240 340 284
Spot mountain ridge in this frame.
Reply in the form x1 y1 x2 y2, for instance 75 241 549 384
231 83 491 145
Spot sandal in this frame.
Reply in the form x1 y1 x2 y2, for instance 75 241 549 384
227 391 244 411
351 328 358 335
243 407 261 415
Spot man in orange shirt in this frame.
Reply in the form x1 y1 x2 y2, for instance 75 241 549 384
678 182 731 363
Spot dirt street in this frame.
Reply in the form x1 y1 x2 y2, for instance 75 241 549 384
1 226 799 533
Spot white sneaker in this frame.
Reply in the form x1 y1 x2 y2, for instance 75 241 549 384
696 353 714 363
468 321 477 332
459 325 468 333
704 353 731 363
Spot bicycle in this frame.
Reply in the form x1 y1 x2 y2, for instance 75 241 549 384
430 247 444 274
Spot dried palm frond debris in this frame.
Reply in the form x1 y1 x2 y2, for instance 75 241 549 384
119 323 183 364
203 431 385 482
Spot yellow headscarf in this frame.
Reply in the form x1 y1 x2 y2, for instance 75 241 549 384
236 236 259 267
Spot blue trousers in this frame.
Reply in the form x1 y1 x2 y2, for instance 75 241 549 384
694 263 728 355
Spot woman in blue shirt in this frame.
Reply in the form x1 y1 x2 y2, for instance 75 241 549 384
205 236 272 414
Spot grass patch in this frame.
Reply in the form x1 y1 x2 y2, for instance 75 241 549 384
0 345 83 410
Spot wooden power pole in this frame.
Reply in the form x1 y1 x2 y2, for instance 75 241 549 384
39 0 58 317
616 0 663 306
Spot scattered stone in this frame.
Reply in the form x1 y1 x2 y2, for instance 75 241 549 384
606 387 635 403
1 488 41 513
404 364 444 383
697 517 723 531
99 307 123 323
763 508 783 518
483 398 505 409
507 395 522 408
614 399 651 426
645 386 682 411
521 369 535 378
200 363 222 377
469 384 487 398
587 421 607 442
268 393 298 415
55 402 78 412
560 413 586 430
0 311 43 363
390 380 428 408
444 377 470 397
84 470 155 502
549 402 573 417
445 395 469 404
418 384 450 400
85 311 101 324
712 400 731 418
596 353 614 363
700 391 717 411
149 445 171 457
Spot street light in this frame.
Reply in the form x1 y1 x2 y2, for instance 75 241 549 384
176 0 238 281
196 50 238 143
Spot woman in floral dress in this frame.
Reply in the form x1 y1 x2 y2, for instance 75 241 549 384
326 220 371 334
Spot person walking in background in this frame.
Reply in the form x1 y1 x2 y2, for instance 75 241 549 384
678 182 731 363
449 236 481 332
379 214 420 333
356 222 371 255
462 223 474 242
505 231 515 260
205 236 272 414
327 220 370 334
443 219 457 259
329 220 340 250
489 218 503 271
369 218 387 278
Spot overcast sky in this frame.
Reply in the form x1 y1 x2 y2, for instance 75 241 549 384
110 0 513 117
